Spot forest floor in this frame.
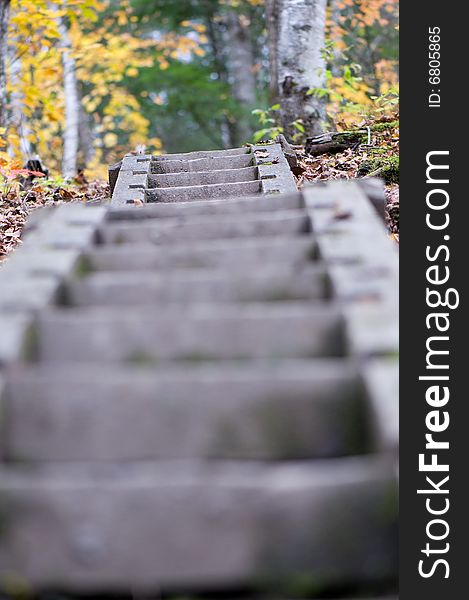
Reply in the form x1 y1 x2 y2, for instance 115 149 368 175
1 117 399 261
295 115 399 240
0 176 109 261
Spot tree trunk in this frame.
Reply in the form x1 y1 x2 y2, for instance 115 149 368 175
57 15 79 178
77 86 94 169
266 0 280 104
328 0 343 77
275 0 328 140
0 0 10 131
8 51 33 158
203 7 235 148
224 11 257 145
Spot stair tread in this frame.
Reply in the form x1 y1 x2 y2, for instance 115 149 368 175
3 359 365 462
85 236 316 270
36 302 345 363
99 209 310 243
68 264 328 305
108 191 303 219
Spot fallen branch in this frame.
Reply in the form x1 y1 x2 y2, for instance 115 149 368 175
305 130 368 156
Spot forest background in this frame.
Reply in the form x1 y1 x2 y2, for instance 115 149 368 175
0 0 399 256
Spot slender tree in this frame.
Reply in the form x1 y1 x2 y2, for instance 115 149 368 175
266 0 280 104
57 15 79 178
224 11 257 144
77 86 94 169
268 0 328 139
8 49 33 158
0 0 10 131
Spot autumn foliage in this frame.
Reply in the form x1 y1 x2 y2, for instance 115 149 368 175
0 0 398 179
1 0 209 177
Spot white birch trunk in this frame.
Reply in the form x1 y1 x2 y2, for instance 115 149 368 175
8 51 32 158
57 15 79 178
0 0 10 131
276 0 328 138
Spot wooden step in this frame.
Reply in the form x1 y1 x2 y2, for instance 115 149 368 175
2 360 368 461
148 166 259 188
85 237 317 272
98 210 310 244
0 457 398 593
150 153 254 174
35 303 345 363
108 191 304 220
146 180 262 202
152 147 249 161
67 264 328 306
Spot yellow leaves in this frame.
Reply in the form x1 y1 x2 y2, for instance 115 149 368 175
0 152 12 165
103 133 118 148
43 65 59 76
193 24 207 34
158 58 170 70
83 98 99 112
81 7 98 22
116 10 128 27
374 59 399 93
7 132 20 147
44 108 62 123
7 0 173 177
148 137 163 151
23 87 41 108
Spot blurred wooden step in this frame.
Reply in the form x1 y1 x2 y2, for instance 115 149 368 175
0 457 398 593
148 166 259 188
2 360 368 461
67 264 328 306
108 191 304 219
153 147 249 161
145 180 262 202
151 153 254 174
99 210 310 244
85 236 317 272
35 303 345 363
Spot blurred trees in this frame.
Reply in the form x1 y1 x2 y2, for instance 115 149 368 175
131 0 266 150
0 0 9 131
0 0 398 179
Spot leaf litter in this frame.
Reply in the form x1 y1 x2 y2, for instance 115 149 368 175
1 175 109 262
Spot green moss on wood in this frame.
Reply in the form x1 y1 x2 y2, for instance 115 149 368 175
126 350 158 365
370 119 399 132
334 131 368 145
21 323 39 361
74 255 94 278
358 156 399 184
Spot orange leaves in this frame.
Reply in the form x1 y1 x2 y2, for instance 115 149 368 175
328 0 398 39
0 166 45 180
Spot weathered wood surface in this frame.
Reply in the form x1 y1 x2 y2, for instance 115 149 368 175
305 130 368 156
0 144 398 597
